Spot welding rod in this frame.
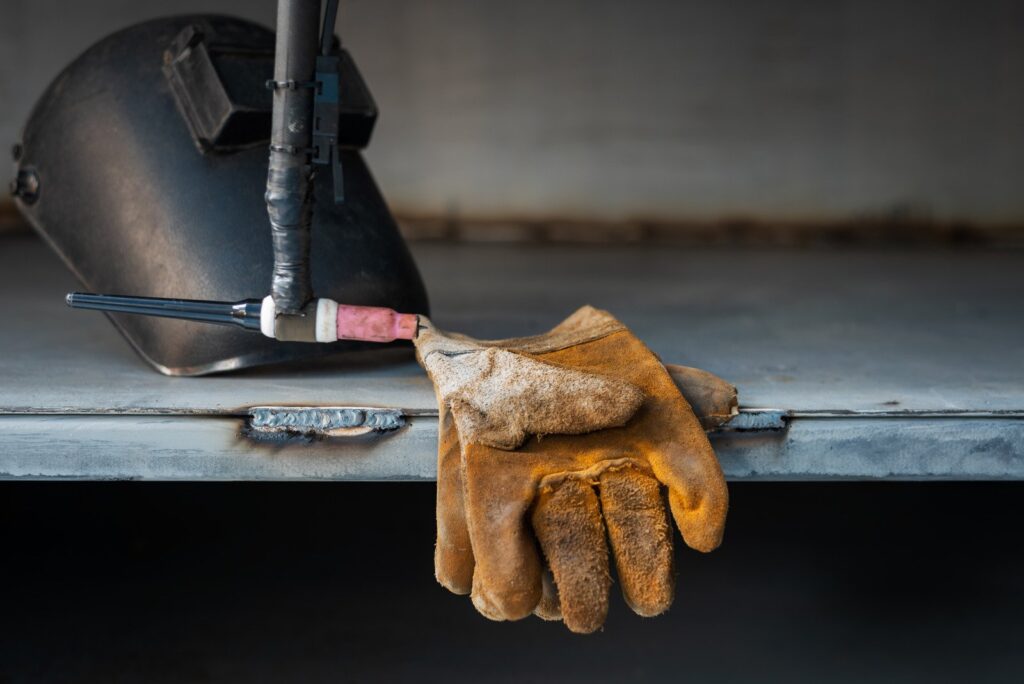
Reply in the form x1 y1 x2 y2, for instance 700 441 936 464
66 292 418 343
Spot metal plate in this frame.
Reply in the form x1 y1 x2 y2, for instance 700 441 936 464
1 237 1023 479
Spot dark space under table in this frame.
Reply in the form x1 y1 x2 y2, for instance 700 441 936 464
2 481 1023 683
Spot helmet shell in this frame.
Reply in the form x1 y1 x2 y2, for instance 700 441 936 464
13 15 429 375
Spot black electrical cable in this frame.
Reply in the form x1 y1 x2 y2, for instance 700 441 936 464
320 0 339 55
266 0 322 315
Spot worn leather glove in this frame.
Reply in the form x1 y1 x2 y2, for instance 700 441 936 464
416 306 731 633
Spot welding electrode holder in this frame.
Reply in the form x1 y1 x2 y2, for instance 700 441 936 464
268 0 353 335
66 293 418 344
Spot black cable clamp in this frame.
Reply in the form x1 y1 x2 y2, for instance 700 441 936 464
269 143 316 156
265 79 318 91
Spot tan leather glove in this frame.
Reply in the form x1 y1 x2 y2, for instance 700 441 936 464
416 306 731 633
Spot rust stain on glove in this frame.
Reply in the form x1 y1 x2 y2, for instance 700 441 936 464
416 306 731 634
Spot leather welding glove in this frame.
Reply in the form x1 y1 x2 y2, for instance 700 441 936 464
416 306 730 633
433 360 735 630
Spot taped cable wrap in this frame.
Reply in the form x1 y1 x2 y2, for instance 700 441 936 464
266 0 321 314
266 157 314 312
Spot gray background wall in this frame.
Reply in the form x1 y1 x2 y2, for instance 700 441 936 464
1 0 1022 224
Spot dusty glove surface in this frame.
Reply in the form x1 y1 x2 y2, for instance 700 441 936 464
417 306 730 633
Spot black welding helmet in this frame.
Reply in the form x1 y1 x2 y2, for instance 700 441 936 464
11 14 428 376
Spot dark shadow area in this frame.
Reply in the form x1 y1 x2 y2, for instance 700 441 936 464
1 482 1022 683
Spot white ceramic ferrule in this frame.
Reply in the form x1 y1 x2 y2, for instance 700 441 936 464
260 295 276 338
315 298 339 342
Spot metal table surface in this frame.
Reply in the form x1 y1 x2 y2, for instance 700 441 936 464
1 234 1022 480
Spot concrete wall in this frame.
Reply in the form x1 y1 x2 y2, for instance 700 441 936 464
2 0 1023 224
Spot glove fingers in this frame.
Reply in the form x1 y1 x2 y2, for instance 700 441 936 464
653 422 729 553
462 446 543 621
664 363 738 430
531 479 611 634
435 406 474 594
533 569 563 621
598 467 674 617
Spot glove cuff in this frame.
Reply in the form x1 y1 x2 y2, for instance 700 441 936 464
417 306 626 360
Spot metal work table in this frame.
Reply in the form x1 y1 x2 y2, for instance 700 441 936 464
1 234 1022 480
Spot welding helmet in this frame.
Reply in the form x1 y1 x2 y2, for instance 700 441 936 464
10 15 428 375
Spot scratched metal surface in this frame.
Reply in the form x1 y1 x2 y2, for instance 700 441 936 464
1 235 1023 480
1 236 1022 415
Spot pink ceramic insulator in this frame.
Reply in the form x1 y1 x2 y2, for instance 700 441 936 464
336 304 418 343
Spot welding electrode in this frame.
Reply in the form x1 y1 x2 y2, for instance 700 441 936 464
66 293 418 343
